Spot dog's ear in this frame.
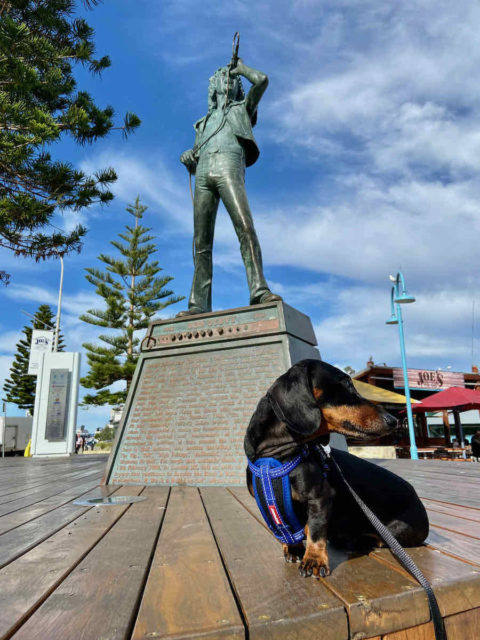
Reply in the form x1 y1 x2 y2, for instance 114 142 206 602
267 361 322 435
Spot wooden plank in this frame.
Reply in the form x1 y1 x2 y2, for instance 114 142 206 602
231 488 430 638
422 499 480 521
0 470 104 517
0 470 102 500
0 469 77 496
370 545 480 617
427 527 480 565
0 461 104 497
392 478 480 509
0 462 105 483
390 472 480 493
0 456 106 472
426 509 480 539
0 484 118 568
381 621 435 639
374 459 480 475
0 478 106 535
323 547 430 638
0 485 142 640
420 487 479 509
132 486 244 640
0 466 102 505
443 606 480 640
201 487 349 640
370 464 480 509
0 459 78 475
11 486 169 640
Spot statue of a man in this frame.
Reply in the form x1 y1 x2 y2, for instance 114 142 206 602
177 59 282 317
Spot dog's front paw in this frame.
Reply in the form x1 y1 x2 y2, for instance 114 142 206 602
299 548 330 578
283 543 305 563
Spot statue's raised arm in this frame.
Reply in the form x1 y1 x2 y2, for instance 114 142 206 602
229 58 269 120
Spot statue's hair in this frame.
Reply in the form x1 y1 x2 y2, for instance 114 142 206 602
208 66 245 113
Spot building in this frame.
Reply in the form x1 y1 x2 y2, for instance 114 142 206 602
352 361 480 448
0 416 32 454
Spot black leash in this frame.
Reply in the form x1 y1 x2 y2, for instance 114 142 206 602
321 447 446 640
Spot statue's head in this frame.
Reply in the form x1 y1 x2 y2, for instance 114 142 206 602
208 66 245 112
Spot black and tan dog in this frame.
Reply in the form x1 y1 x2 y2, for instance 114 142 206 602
244 359 429 578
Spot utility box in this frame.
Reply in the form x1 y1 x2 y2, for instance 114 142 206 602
0 417 32 454
30 351 81 457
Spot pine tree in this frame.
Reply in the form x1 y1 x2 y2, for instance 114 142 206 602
80 197 184 406
3 305 65 411
0 0 141 283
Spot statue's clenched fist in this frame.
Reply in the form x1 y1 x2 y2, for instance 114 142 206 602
180 148 197 173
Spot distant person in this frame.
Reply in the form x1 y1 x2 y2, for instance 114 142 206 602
75 433 82 454
451 439 460 449
81 436 86 453
471 431 480 461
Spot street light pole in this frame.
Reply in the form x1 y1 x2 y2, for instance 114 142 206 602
386 272 418 460
1 401 5 459
54 255 64 352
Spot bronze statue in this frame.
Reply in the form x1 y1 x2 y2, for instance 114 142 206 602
177 55 282 317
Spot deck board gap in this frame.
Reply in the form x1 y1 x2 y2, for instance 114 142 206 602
424 544 480 568
126 486 171 640
429 522 480 541
0 478 106 537
198 488 249 638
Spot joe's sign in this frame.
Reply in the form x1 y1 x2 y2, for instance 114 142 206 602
393 368 464 390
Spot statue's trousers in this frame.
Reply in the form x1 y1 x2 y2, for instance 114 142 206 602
188 149 270 312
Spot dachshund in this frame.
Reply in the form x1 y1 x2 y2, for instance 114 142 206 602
244 359 429 578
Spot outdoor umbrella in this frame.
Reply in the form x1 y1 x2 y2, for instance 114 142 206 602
411 386 480 447
411 386 480 413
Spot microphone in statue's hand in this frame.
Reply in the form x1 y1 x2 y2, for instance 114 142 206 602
230 31 240 73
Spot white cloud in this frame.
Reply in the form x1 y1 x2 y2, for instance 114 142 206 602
2 285 100 317
0 330 22 354
0 355 14 399
80 152 193 234
310 284 477 373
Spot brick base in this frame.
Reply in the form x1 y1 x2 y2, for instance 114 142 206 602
105 302 322 485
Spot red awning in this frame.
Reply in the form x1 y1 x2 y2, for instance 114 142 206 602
412 386 480 413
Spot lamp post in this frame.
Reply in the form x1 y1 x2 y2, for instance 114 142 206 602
54 255 64 352
386 272 418 460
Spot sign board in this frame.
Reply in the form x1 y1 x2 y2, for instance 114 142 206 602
28 330 54 375
44 369 70 441
30 351 80 456
393 368 465 391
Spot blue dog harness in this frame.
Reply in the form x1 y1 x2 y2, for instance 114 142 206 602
248 442 331 545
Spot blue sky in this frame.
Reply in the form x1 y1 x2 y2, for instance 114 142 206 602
3 0 480 430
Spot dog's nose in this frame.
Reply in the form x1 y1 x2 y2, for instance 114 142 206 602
385 413 398 430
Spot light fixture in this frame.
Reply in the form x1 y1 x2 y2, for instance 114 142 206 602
394 292 416 304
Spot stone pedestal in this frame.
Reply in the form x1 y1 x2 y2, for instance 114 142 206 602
104 301 344 486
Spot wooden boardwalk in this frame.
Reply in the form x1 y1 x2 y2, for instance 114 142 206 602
0 455 479 639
